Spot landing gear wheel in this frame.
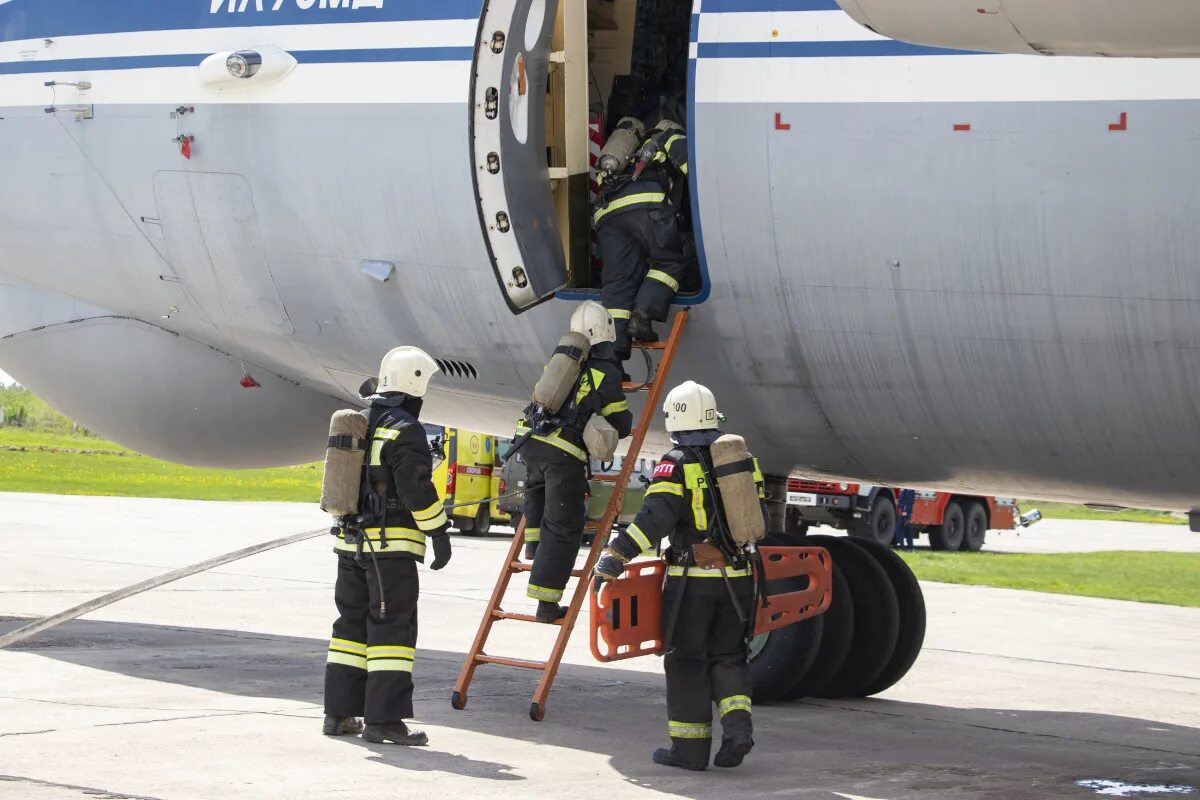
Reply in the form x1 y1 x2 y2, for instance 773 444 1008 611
843 538 927 697
851 495 897 547
475 505 492 537
781 562 854 700
748 580 824 703
804 535 900 698
451 691 466 710
928 501 964 551
529 702 545 722
961 502 987 551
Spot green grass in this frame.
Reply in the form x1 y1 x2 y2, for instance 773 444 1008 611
0 429 322 503
1017 499 1184 525
898 550 1200 608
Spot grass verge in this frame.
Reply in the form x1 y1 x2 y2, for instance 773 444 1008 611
898 550 1200 608
1019 500 1184 526
0 429 321 503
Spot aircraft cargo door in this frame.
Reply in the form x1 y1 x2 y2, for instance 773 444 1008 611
472 0 566 312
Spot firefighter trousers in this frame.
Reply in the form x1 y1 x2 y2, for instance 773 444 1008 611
596 205 696 359
522 449 589 604
324 553 419 723
660 573 754 765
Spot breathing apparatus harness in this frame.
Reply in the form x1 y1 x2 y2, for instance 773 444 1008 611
594 125 686 220
660 433 770 650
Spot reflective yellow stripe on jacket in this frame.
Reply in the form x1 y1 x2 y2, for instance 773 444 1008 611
593 191 667 226
666 565 753 578
515 422 589 462
333 527 427 557
410 498 449 532
682 463 709 531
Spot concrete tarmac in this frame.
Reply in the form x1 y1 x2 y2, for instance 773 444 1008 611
0 494 1197 800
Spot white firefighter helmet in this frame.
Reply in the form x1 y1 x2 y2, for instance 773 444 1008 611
663 380 720 433
569 300 616 345
377 346 439 397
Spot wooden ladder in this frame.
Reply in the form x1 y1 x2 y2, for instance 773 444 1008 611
451 309 690 721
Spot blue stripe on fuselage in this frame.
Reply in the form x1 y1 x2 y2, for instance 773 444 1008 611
698 0 841 11
696 40 980 58
0 46 474 75
0 0 483 43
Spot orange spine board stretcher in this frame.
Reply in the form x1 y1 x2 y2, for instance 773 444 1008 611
753 546 833 635
590 546 833 662
590 559 666 662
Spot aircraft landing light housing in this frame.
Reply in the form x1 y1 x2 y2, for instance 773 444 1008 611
838 0 1200 57
199 46 296 89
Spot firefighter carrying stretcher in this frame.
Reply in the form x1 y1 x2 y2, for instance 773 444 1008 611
593 95 695 362
593 381 767 771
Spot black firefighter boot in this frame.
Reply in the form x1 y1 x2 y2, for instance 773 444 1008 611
713 733 754 768
535 600 568 624
627 311 659 344
652 747 707 772
362 721 429 746
322 715 363 736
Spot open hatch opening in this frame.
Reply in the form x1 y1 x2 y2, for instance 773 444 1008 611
547 0 701 297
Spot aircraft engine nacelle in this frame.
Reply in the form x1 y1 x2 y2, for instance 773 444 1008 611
838 0 1200 57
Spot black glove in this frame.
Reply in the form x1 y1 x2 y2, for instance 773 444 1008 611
429 525 452 571
592 549 627 589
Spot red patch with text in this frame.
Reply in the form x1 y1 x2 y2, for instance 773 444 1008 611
653 461 677 478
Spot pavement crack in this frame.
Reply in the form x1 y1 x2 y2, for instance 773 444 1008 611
925 647 1200 682
0 773 169 800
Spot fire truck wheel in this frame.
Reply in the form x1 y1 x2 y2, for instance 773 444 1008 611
805 535 899 698
928 501 965 550
749 583 824 704
851 494 897 547
846 538 927 697
452 515 473 534
961 502 987 551
781 562 854 700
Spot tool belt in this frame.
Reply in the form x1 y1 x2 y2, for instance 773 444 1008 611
669 542 742 571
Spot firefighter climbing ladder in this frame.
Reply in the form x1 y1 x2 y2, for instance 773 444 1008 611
452 309 690 721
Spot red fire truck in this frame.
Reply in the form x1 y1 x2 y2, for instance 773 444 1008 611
783 477 1034 551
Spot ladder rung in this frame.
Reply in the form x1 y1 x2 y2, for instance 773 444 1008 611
509 561 532 572
636 341 669 351
475 654 547 670
622 381 651 392
591 474 620 482
492 610 562 625
570 567 589 578
584 520 602 529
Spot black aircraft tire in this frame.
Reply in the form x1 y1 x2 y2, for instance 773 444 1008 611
749 578 824 704
804 535 900 698
846 538 927 697
780 562 854 700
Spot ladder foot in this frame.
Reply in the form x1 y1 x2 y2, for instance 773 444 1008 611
451 691 467 711
529 702 545 722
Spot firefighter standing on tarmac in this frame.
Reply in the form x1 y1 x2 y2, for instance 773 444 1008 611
594 381 765 771
518 302 634 623
594 95 694 361
323 346 453 746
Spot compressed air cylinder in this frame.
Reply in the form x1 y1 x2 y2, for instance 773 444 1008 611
597 117 646 178
320 409 368 518
532 331 590 414
711 434 766 546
